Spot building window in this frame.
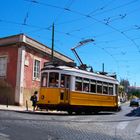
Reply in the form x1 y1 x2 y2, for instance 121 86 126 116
0 56 7 77
33 59 40 79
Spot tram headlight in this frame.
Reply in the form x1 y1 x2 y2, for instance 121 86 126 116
60 90 64 93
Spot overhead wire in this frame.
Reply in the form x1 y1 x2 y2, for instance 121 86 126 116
87 0 115 16
0 18 46 29
21 0 140 84
2 0 140 55
20 0 33 33
2 0 139 83
24 0 66 10
82 14 140 54
48 0 140 54
23 0 140 40
54 0 75 23
2 0 140 61
92 43 120 76
103 5 140 25
91 0 139 16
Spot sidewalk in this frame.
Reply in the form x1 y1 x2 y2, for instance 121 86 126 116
0 104 31 112
0 104 67 114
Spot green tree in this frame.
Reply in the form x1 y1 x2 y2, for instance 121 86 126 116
120 79 130 93
128 88 140 98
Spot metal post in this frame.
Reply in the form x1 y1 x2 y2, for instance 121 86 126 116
102 63 104 72
6 97 8 108
26 100 28 111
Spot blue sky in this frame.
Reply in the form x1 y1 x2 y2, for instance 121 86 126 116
0 0 140 86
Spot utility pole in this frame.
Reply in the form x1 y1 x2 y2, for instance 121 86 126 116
102 63 104 72
51 23 54 61
100 63 108 75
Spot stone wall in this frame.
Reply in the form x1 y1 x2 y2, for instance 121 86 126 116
0 79 15 105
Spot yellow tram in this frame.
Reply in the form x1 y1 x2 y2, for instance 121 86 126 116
37 61 120 114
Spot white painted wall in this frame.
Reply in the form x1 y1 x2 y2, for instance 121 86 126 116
15 46 25 105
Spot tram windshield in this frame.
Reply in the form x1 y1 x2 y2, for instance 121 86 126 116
49 72 59 87
41 73 48 87
41 71 70 88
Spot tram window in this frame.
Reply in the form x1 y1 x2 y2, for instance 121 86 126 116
103 82 108 94
83 78 89 83
61 74 70 88
83 83 89 92
90 84 96 93
90 80 96 93
49 72 59 87
97 81 102 94
61 75 65 88
41 73 48 87
109 84 113 95
83 78 89 92
75 77 82 91
76 77 82 82
75 82 82 91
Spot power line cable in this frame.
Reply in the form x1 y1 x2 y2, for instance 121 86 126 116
85 15 140 54
4 0 140 55
0 18 44 29
23 0 140 38
54 0 75 23
91 0 139 16
87 0 115 15
20 0 33 33
24 0 67 10
53 5 140 39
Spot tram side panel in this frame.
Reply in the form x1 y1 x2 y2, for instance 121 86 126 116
69 91 118 109
37 88 118 110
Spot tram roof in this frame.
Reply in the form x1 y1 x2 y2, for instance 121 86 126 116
42 65 119 84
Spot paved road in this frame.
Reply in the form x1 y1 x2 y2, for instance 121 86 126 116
0 103 140 140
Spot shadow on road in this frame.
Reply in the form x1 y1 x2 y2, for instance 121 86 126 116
126 107 140 117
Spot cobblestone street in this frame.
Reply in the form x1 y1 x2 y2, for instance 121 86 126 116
0 103 140 140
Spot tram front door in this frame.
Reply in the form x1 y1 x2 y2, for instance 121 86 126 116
60 75 70 104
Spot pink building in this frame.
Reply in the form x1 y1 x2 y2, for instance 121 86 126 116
0 34 73 106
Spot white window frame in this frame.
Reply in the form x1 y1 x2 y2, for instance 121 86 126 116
0 55 8 77
33 59 40 80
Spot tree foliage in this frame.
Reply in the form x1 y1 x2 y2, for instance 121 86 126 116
120 79 130 93
128 87 140 98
